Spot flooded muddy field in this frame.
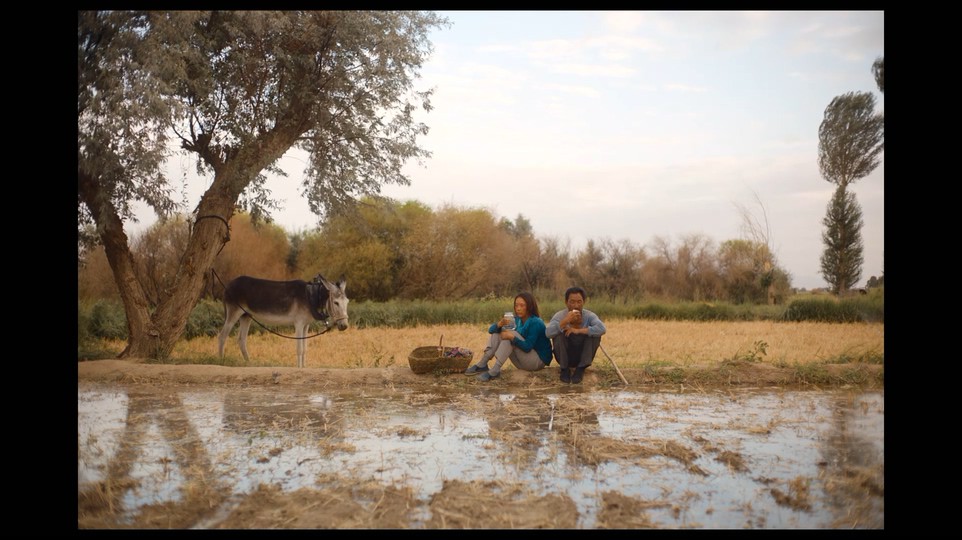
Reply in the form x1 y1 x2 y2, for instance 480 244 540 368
78 381 883 529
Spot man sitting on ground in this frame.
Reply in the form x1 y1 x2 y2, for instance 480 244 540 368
545 286 606 384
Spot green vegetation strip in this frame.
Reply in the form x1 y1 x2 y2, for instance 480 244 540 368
80 293 884 342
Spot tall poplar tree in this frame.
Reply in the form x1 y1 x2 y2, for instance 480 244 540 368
816 89 883 294
820 186 865 294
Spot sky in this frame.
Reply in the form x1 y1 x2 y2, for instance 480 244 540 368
130 10 884 291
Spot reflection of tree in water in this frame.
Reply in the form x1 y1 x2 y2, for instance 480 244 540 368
221 389 339 438
485 391 601 467
78 389 228 528
818 393 884 528
485 390 708 475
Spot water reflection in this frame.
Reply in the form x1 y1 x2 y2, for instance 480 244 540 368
78 383 883 529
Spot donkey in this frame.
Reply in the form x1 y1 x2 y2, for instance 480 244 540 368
218 274 349 367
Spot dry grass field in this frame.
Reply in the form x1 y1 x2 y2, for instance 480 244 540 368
168 319 883 369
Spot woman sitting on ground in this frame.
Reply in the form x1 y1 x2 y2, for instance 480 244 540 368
464 291 553 382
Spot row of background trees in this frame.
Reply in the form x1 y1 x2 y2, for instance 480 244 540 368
79 197 801 307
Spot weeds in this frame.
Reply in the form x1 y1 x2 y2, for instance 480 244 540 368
640 360 676 381
781 295 883 323
725 340 768 365
790 363 832 385
664 367 687 384
825 347 884 365
594 363 629 389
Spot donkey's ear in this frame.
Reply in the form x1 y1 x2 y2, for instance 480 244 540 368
338 275 347 288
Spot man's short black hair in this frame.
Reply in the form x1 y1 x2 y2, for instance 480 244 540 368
565 286 587 302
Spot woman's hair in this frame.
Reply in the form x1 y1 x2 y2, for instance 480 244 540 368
515 291 540 318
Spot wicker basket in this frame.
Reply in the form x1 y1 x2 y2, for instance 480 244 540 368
408 336 474 374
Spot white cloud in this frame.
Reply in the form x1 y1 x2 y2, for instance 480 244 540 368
129 11 883 290
662 82 708 93
541 82 603 98
550 62 637 78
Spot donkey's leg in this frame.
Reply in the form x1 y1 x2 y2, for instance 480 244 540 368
218 307 244 357
295 323 306 368
237 316 253 363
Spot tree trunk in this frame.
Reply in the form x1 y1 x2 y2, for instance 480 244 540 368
763 260 775 305
127 191 234 359
80 165 232 360
78 170 153 357
121 128 305 360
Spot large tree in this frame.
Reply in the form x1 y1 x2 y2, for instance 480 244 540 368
817 91 884 189
399 205 515 300
820 186 864 295
717 239 774 304
816 89 882 293
732 191 786 304
78 11 447 359
298 197 432 302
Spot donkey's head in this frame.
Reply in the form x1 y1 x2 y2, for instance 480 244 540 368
314 274 349 331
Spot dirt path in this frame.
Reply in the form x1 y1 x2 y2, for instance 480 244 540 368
77 359 883 389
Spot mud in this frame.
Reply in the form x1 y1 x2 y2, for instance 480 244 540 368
78 380 883 529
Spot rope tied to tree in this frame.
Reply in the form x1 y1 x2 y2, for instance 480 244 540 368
194 214 231 256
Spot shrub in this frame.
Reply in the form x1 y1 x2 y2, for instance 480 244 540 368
630 303 673 321
781 294 883 323
350 299 505 328
184 299 226 339
89 300 128 340
841 293 884 323
78 303 93 345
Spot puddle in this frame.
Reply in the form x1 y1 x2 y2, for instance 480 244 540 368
78 382 883 529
